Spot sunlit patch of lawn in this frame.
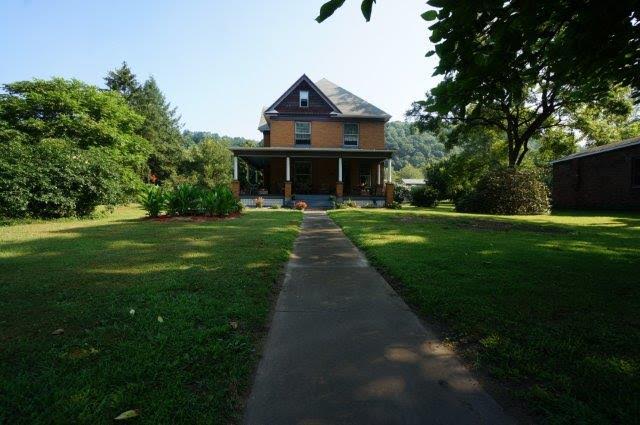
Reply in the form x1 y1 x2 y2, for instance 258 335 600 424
329 206 640 424
0 205 302 424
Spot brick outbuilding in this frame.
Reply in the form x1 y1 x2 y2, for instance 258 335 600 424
551 137 640 210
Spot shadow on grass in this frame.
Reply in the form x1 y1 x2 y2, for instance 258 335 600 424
329 208 640 423
0 211 301 424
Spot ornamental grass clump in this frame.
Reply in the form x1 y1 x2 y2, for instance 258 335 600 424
139 185 166 218
167 184 202 216
139 184 242 217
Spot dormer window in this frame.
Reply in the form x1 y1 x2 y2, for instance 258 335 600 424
299 90 309 108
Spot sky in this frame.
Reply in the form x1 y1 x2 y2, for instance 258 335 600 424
1 0 438 139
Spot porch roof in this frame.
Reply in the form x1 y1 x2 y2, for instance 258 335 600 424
230 146 394 160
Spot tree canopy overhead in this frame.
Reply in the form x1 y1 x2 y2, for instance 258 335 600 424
412 0 640 166
318 0 640 166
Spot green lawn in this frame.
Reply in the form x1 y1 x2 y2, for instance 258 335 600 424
329 205 640 424
0 206 301 424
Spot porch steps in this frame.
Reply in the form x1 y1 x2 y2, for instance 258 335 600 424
294 195 333 209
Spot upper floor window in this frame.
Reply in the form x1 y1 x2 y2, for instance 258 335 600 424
295 122 311 145
633 157 640 188
343 123 359 146
299 90 309 108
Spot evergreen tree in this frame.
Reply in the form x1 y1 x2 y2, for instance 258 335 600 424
105 64 186 182
104 62 139 100
134 77 185 182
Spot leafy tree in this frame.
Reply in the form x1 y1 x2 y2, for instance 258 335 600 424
0 78 150 217
319 1 640 167
424 125 504 200
567 87 640 147
316 0 376 22
176 138 233 188
395 164 423 181
183 130 259 147
528 129 577 167
410 1 640 167
384 121 445 169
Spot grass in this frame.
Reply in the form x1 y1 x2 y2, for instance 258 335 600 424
0 205 302 424
329 205 640 424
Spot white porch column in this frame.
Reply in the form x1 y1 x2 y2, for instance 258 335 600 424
233 156 238 180
377 162 381 185
286 156 290 181
338 157 343 182
386 159 393 182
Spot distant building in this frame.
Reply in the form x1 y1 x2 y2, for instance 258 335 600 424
401 178 426 189
552 136 640 210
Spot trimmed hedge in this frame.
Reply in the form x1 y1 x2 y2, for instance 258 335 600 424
455 168 550 215
410 185 439 207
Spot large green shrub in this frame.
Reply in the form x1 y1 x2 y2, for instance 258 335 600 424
410 185 439 207
0 78 150 219
424 154 496 201
455 168 550 215
176 139 233 189
0 139 129 218
394 185 411 203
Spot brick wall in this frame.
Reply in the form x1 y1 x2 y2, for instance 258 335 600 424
552 144 640 210
269 119 385 149
270 121 295 147
263 131 270 147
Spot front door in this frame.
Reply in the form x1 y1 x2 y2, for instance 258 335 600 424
294 160 312 194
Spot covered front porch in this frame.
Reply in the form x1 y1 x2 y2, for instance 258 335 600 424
229 147 394 207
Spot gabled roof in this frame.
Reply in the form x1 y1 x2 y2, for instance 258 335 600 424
552 136 640 164
315 78 391 119
264 74 340 115
258 74 391 130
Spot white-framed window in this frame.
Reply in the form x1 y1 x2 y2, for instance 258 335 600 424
299 90 309 108
343 123 359 146
359 162 371 187
295 121 311 145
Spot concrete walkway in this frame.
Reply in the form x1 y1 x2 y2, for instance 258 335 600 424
244 211 513 425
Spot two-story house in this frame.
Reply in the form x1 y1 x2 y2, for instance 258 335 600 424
230 74 394 207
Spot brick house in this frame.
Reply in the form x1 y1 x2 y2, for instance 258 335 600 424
552 136 640 210
230 75 394 207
